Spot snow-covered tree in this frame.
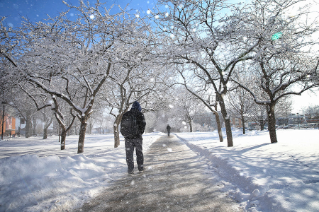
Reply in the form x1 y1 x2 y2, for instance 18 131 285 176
1 2 158 153
166 87 205 132
233 0 319 143
226 86 255 134
153 0 264 146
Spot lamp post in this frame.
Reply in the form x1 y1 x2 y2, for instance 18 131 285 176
297 113 300 129
1 102 6 140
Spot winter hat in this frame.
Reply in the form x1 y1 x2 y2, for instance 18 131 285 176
132 101 142 112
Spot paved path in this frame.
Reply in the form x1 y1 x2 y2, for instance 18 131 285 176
74 135 243 212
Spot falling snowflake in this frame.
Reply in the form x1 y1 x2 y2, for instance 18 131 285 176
135 14 140 18
147 9 151 14
90 14 95 19
169 104 174 108
155 15 159 19
170 34 175 38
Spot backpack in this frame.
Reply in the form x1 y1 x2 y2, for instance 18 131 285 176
120 111 139 138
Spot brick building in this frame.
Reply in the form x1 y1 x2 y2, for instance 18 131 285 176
0 114 16 137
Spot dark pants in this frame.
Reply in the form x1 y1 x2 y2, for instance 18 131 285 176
167 130 170 136
125 137 143 172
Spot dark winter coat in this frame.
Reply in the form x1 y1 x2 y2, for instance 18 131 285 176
121 108 146 139
166 125 171 131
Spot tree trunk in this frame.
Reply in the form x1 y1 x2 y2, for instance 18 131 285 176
77 118 87 153
113 115 122 148
32 117 37 135
260 120 264 131
188 117 193 132
213 112 223 142
267 104 278 143
114 124 120 148
241 114 246 134
89 123 93 134
219 99 233 147
61 129 66 150
43 127 48 139
67 119 70 136
260 110 265 131
25 110 32 138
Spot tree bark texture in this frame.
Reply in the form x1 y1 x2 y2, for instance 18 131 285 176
78 118 87 153
114 124 120 148
61 130 66 150
113 115 122 148
25 110 32 138
241 115 246 134
213 112 223 142
32 117 37 135
219 99 233 147
188 118 193 132
43 127 48 139
267 104 278 143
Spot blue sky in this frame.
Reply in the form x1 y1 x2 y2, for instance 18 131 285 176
0 0 156 28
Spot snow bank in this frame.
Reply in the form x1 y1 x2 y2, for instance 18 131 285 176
176 129 319 212
0 132 163 212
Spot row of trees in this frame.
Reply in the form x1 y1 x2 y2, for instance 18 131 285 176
1 0 319 153
1 2 172 153
153 0 319 145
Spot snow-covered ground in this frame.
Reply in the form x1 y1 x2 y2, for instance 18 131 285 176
0 132 163 212
1 129 319 212
176 129 319 212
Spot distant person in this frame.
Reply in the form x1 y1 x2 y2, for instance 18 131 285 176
166 124 171 137
120 101 146 174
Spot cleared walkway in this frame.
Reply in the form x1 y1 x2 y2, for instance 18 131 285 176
74 135 243 212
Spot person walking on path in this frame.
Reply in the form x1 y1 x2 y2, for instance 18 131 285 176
120 101 146 174
166 124 171 137
75 135 243 212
